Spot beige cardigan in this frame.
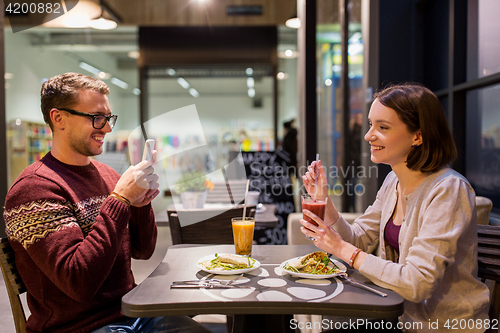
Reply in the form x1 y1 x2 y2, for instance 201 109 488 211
333 168 490 332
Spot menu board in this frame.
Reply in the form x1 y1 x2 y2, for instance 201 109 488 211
241 151 295 245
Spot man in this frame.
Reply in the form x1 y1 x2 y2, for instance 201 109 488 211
3 73 210 333
282 119 298 178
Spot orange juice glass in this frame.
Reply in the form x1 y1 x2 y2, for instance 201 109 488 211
231 217 255 256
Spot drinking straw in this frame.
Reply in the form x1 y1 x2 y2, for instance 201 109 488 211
314 153 319 201
242 179 250 221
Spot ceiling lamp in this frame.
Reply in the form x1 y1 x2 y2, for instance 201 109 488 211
285 16 301 29
42 0 101 28
278 49 299 59
89 0 122 30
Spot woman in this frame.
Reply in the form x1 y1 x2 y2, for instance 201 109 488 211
301 83 490 332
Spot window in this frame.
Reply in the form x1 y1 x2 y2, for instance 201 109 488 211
467 0 500 80
466 85 500 212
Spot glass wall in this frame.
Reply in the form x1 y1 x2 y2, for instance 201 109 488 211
143 68 275 184
3 25 299 220
466 85 500 213
3 27 141 185
467 0 500 80
316 0 363 211
465 0 500 215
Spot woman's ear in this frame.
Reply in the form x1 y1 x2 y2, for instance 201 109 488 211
50 108 65 131
413 130 423 147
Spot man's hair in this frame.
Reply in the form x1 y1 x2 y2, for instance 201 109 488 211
374 83 457 172
40 72 110 130
284 119 295 129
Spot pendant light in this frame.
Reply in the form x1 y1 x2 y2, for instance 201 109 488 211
89 0 121 30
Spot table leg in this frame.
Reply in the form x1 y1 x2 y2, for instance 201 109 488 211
231 314 296 333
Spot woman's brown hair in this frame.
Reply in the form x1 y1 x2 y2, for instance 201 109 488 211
374 83 457 172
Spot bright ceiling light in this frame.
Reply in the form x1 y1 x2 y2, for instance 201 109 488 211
133 88 141 95
277 72 289 80
246 68 253 75
248 88 255 98
43 0 101 28
325 79 332 86
278 50 299 59
79 62 102 75
189 88 200 98
65 13 92 28
110 77 129 89
247 77 255 88
89 0 121 30
89 17 117 30
285 17 301 29
128 51 140 59
177 78 190 89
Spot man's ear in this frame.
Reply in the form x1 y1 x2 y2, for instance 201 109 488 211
413 130 423 146
50 108 65 130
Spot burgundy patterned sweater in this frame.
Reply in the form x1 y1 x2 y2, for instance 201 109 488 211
3 152 157 333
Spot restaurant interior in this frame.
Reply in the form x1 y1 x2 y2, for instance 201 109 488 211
1 0 500 332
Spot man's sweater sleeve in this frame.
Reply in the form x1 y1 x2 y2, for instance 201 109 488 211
4 175 132 302
129 205 157 260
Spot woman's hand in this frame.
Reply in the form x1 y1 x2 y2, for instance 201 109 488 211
302 160 340 226
300 209 344 257
302 160 328 199
301 209 366 269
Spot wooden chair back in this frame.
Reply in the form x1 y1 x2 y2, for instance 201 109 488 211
205 180 248 204
0 238 27 333
477 225 500 320
168 205 255 245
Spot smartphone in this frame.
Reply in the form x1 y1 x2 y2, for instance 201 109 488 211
142 139 155 162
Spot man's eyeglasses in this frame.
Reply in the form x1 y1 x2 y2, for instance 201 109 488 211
57 108 118 130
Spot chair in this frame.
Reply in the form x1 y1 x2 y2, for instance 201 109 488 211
205 180 248 204
168 204 255 245
477 196 493 225
477 224 500 320
0 238 27 333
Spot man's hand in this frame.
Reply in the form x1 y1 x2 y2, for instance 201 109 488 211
113 151 160 207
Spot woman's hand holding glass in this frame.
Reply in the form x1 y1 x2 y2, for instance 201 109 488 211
302 160 340 227
300 209 344 258
302 160 328 199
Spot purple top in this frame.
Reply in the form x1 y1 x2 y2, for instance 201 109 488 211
384 217 401 254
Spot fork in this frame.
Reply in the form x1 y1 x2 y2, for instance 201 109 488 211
338 273 387 297
172 273 244 286
223 273 244 285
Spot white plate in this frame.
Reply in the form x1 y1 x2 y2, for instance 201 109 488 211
197 254 261 275
280 256 347 279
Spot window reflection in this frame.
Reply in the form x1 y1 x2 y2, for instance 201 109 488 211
466 84 500 213
468 0 500 80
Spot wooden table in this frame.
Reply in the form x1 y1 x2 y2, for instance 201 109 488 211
122 244 404 332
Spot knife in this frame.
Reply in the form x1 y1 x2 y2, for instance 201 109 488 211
339 273 387 297
170 284 248 289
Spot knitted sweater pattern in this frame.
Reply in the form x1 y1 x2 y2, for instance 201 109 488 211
3 152 157 333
